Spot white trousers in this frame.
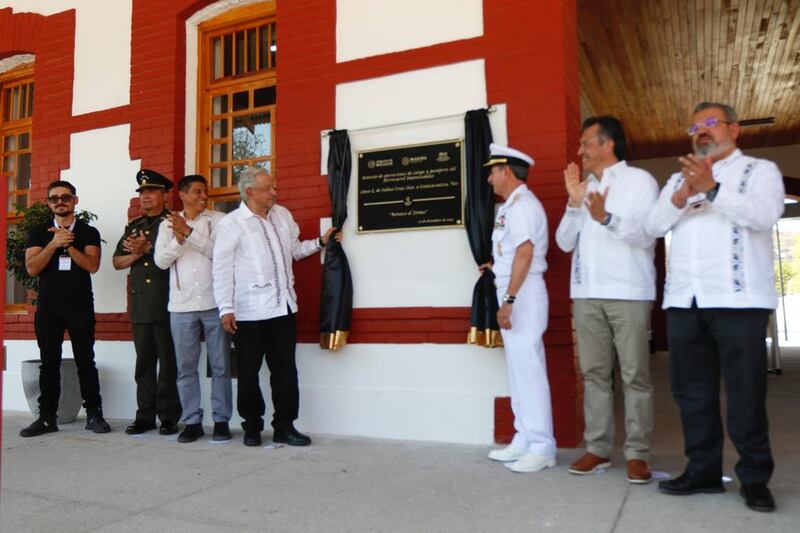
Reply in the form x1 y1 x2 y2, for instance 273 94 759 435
497 275 555 457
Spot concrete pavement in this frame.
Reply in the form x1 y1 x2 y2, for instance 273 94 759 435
2 351 798 532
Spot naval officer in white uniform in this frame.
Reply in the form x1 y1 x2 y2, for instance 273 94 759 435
483 144 556 473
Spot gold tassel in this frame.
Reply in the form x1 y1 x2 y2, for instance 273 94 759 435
320 330 349 351
466 327 504 348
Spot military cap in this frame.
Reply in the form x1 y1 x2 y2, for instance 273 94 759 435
136 169 173 192
482 143 535 170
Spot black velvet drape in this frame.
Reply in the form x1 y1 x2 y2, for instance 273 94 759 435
320 130 354 350
464 109 502 347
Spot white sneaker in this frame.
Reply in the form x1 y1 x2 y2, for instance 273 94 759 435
508 452 556 473
488 445 527 462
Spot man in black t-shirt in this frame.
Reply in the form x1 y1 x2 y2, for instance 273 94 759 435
20 180 111 437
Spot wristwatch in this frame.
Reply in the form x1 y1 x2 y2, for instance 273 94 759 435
705 182 721 202
502 293 516 304
318 236 325 247
601 213 613 226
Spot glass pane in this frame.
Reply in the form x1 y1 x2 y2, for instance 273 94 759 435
19 85 27 117
6 269 28 305
254 86 276 107
7 174 13 191
232 112 270 160
235 31 245 75
18 132 30 150
259 26 268 70
211 166 228 188
223 34 233 77
2 89 9 121
247 28 257 72
211 94 228 115
211 143 228 163
255 159 271 174
211 119 228 139
27 84 34 117
3 135 15 152
17 153 31 189
212 37 222 79
213 199 240 214
14 193 28 210
232 164 247 186
270 24 277 67
3 156 14 173
232 91 249 111
11 86 19 120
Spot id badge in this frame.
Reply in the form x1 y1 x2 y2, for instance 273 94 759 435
58 255 72 271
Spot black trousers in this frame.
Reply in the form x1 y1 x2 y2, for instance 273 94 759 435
234 312 298 432
34 305 102 417
132 321 181 424
667 304 774 484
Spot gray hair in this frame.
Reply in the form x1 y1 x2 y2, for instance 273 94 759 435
693 102 738 123
238 166 268 200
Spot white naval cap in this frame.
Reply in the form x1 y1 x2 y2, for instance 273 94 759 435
482 143 534 170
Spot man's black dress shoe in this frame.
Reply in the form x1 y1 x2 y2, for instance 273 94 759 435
273 425 312 446
177 423 204 443
243 431 262 447
740 484 775 512
159 422 179 435
20 417 58 437
658 471 724 495
125 420 156 435
212 422 232 442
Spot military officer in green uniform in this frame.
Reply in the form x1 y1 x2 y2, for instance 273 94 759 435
113 169 181 435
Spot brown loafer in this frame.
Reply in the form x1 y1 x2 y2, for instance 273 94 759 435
627 459 652 484
569 452 611 475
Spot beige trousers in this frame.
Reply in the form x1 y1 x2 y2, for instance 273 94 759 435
573 299 654 460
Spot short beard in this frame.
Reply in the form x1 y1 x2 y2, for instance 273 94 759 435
695 143 715 158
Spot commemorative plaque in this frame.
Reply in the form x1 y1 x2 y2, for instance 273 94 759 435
357 139 464 233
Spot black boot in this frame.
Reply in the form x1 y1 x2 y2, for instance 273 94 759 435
85 409 111 433
20 416 58 437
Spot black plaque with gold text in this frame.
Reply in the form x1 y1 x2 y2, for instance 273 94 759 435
357 140 464 233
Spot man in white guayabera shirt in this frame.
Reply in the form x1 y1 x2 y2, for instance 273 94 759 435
154 174 231 444
646 102 784 513
212 167 337 448
555 116 659 484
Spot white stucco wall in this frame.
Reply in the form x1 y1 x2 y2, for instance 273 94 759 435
336 0 484 62
4 0 132 116
331 60 507 308
59 125 141 313
3 340 510 444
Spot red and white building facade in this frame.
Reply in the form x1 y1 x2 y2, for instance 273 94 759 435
1 0 582 446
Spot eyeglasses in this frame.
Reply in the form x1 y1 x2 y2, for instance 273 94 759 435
687 117 731 136
47 194 75 203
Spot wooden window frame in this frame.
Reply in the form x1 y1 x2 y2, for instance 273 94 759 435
197 2 276 210
1 63 34 312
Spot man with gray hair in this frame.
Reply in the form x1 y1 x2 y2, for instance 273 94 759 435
212 167 337 447
646 102 784 512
